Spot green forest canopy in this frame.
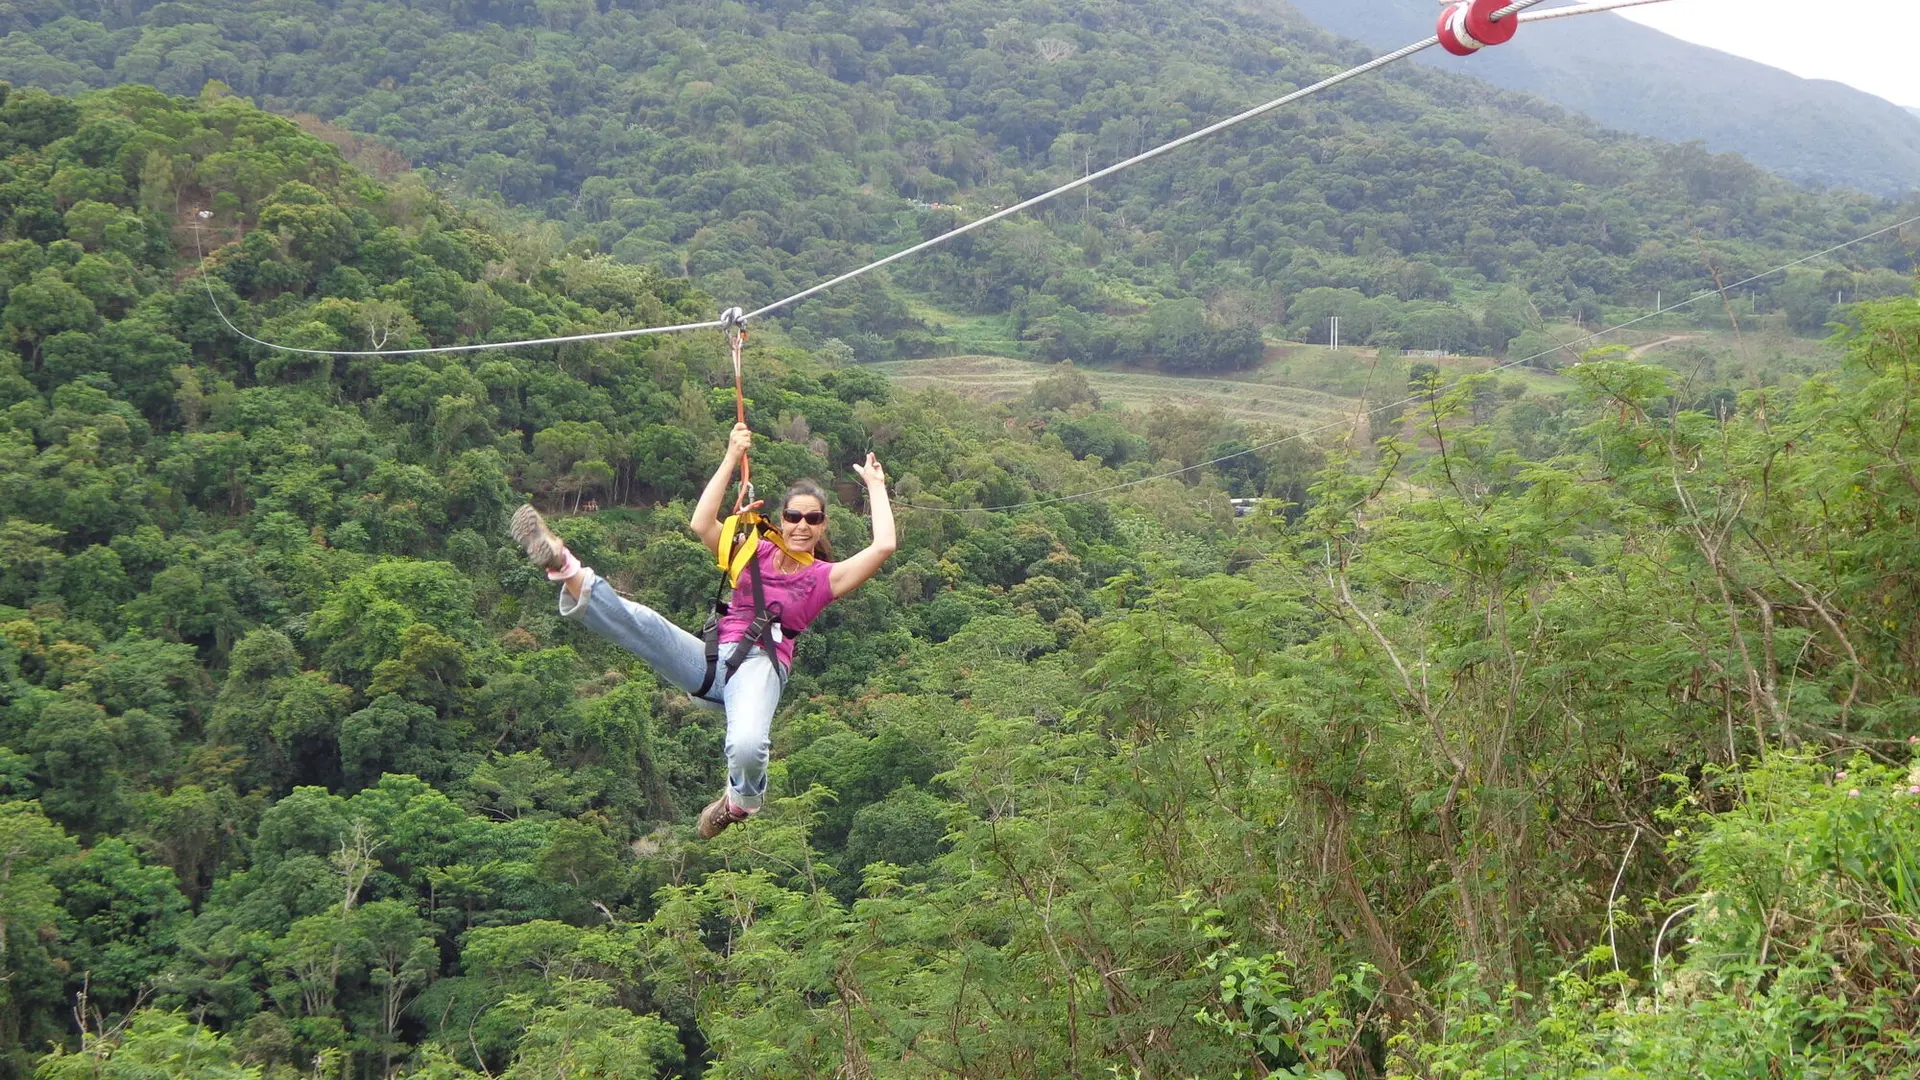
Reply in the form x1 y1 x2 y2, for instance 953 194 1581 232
0 0 1913 367
0 40 1917 1080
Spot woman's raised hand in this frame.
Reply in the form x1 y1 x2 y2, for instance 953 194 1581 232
726 422 753 460
852 452 886 488
829 451 896 598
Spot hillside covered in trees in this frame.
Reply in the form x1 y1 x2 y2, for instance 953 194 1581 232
0 0 1914 370
1 74 1919 1080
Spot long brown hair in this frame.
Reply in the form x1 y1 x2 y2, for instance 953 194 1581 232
779 479 833 560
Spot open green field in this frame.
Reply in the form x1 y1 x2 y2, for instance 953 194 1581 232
872 355 1365 429
907 302 1032 358
1253 340 1586 398
875 326 1843 437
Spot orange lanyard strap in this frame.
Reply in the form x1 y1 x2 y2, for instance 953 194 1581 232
722 308 757 512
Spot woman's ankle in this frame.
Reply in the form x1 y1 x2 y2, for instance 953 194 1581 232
545 548 581 579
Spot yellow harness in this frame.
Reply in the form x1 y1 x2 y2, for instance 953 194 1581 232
696 512 814 700
715 511 812 585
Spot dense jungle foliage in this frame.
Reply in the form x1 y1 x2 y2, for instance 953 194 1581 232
1 43 1920 1080
0 0 1916 367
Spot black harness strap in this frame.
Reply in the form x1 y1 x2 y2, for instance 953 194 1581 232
695 529 799 702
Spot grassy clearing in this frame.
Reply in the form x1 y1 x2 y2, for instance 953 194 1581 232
1432 355 1577 394
1251 344 1405 398
907 301 1032 358
1246 343 1580 399
872 356 1364 429
881 323 1839 438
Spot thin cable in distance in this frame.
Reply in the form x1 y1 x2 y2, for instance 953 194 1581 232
1518 0 1678 24
891 212 1920 514
189 222 723 356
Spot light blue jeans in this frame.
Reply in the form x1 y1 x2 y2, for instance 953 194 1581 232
558 569 783 810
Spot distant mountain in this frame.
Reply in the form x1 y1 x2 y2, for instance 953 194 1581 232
1909 107 1920 122
1283 0 1920 197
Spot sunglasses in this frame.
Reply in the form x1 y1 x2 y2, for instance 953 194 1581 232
782 509 826 526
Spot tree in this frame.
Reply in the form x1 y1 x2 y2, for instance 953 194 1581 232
0 802 78 1058
498 980 681 1080
123 564 241 652
129 785 249 904
338 696 442 786
461 754 587 822
50 838 189 1014
351 900 438 1073
51 545 133 627
5 269 98 366
1479 286 1534 353
306 562 480 687
534 820 621 916
1027 361 1098 412
1207 438 1267 496
0 89 80 151
841 783 946 877
35 1010 262 1080
24 699 172 833
0 521 64 606
257 182 360 272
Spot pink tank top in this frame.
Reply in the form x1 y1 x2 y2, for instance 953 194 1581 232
716 541 836 671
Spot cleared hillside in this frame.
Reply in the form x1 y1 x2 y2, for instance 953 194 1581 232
873 355 1364 428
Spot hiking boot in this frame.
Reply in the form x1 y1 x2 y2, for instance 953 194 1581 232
509 505 567 572
696 795 751 840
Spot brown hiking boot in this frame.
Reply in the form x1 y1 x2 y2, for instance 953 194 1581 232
696 795 750 840
509 505 567 572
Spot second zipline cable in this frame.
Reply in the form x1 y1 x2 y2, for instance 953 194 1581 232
891 211 1920 514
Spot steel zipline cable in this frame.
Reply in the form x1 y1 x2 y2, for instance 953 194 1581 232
187 0 1916 514
194 0 1659 358
189 223 730 355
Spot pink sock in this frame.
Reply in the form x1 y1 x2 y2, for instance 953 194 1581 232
545 549 581 581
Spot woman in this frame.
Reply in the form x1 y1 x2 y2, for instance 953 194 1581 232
510 422 897 838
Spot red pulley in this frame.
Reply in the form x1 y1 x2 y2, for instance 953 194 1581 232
1464 0 1520 47
1435 2 1482 57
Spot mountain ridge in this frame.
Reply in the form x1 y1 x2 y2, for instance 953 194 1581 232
1279 0 1920 197
0 0 1908 365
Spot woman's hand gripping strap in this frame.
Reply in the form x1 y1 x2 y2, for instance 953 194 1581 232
721 307 761 514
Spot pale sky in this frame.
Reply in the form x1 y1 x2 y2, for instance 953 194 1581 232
1616 0 1920 108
